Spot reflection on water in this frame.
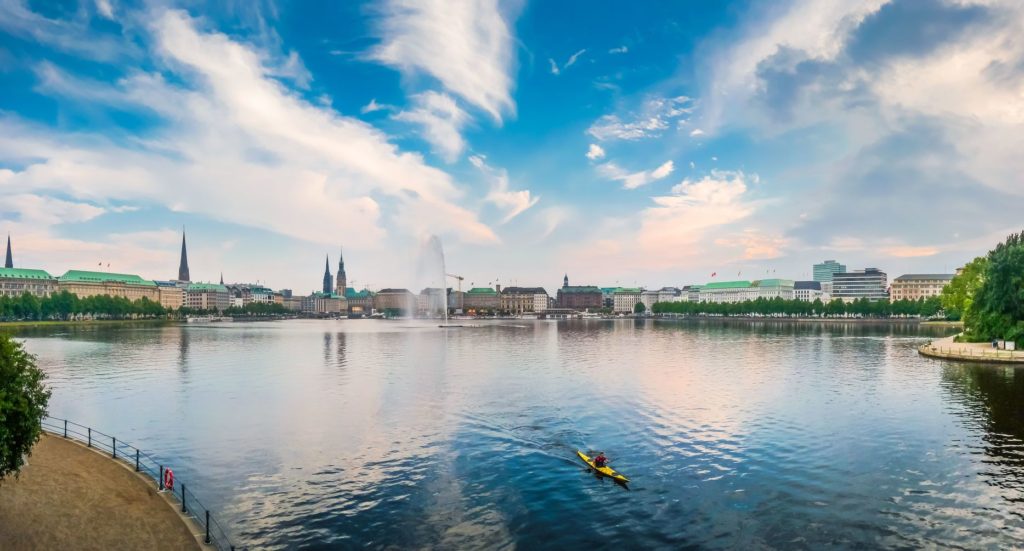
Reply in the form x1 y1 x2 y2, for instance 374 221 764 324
13 319 1024 549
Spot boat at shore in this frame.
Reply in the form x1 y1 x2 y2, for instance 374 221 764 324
185 316 233 323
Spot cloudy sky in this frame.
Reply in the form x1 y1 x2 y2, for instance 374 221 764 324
1 0 1022 293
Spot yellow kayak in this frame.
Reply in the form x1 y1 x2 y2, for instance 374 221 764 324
577 451 629 483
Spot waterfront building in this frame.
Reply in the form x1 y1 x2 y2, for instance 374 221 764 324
821 281 833 298
417 288 449 315
500 287 547 314
698 279 795 303
343 288 374 316
657 287 680 304
280 289 293 298
533 291 549 313
448 290 465 312
153 280 184 310
687 285 702 302
58 270 160 302
890 274 954 301
283 295 304 311
794 281 826 302
613 288 642 313
374 288 415 314
600 287 618 309
813 260 846 283
463 287 499 313
640 290 660 310
184 282 230 311
556 275 603 310
177 231 190 282
322 256 333 295
832 268 888 302
4 234 12 269
0 267 56 298
302 292 346 314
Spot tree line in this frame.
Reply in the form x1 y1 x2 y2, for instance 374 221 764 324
942 230 1024 345
0 291 167 321
651 295 944 318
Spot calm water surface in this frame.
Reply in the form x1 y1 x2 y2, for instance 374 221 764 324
14 319 1024 549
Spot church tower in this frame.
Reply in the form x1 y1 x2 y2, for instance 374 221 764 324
335 247 347 295
178 230 190 281
322 255 333 294
563 273 569 287
4 234 12 269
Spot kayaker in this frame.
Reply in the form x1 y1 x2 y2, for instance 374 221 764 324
594 452 608 468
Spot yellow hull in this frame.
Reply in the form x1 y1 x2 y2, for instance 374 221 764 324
577 451 629 483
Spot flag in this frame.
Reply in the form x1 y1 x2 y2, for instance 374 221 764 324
711 272 717 277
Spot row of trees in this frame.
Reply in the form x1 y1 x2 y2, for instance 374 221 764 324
651 295 944 318
223 302 287 316
942 230 1024 344
0 291 167 321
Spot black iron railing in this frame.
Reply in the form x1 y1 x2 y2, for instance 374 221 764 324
40 416 235 550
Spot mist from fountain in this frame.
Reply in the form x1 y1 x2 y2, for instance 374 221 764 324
412 235 449 325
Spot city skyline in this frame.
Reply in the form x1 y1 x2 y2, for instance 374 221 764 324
3 1 1022 292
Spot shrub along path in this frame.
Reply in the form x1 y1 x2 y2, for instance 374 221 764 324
0 433 201 550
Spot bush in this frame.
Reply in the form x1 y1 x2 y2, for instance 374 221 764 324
0 334 51 479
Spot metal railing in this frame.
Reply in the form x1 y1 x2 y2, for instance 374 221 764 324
40 416 236 550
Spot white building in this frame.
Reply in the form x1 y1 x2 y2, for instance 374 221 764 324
613 288 643 313
533 292 549 312
794 281 827 302
698 279 795 303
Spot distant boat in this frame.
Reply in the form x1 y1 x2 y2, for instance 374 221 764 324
186 316 233 323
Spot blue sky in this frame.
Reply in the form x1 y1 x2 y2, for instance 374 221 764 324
1 0 1022 293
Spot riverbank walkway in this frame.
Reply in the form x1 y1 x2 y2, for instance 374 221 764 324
0 433 202 550
919 335 1024 364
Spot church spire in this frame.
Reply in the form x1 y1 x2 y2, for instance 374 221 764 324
4 234 12 269
336 246 347 295
177 229 190 281
322 254 333 294
563 273 568 287
219 272 224 285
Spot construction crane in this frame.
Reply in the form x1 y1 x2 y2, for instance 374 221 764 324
446 273 464 294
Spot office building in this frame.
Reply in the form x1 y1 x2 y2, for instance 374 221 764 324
832 268 888 302
813 260 846 283
890 274 954 301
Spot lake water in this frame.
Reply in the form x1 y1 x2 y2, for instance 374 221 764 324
14 319 1024 549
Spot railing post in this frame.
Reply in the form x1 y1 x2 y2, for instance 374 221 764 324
159 465 164 490
205 510 211 544
63 419 67 438
135 449 140 472
88 427 91 448
181 484 187 513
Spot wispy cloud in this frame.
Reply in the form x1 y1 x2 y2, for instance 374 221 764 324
549 48 587 76
469 155 540 223
368 0 517 122
609 46 628 54
587 96 693 140
393 91 470 162
585 144 605 160
598 160 674 189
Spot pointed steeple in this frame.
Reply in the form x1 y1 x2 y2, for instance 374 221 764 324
177 229 190 281
336 246 347 295
219 272 224 285
4 234 12 269
322 254 333 294
563 273 569 287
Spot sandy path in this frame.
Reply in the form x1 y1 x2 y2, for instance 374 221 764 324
0 433 201 550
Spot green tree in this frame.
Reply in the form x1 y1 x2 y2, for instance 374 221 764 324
634 302 647 314
968 231 1024 344
941 256 987 322
0 334 51 479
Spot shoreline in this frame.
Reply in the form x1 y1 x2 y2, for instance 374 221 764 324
649 315 958 325
919 335 1024 364
0 318 174 329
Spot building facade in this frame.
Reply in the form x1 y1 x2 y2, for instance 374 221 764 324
0 267 56 298
890 274 954 301
832 268 888 302
794 281 826 302
500 287 547 314
813 260 846 283
463 287 499 312
698 279 795 303
154 280 184 310
556 283 603 310
374 288 415 314
58 270 160 302
613 288 642 313
184 282 231 311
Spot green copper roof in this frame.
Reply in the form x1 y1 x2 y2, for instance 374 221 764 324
0 267 54 280
752 279 794 287
613 287 642 293
186 282 228 292
344 287 373 299
560 286 601 293
466 287 497 295
59 270 156 286
702 280 751 290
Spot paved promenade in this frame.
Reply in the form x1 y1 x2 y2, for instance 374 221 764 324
919 335 1024 364
0 433 201 550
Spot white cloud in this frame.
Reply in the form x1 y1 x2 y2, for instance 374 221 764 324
393 91 470 162
1 10 499 251
714 230 789 260
587 96 693 140
368 0 516 122
585 144 605 160
548 58 560 75
0 0 132 61
469 155 540 223
598 160 674 190
565 49 586 68
609 46 628 54
95 0 114 20
689 128 705 137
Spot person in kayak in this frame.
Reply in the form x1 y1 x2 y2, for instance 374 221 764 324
594 452 608 468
